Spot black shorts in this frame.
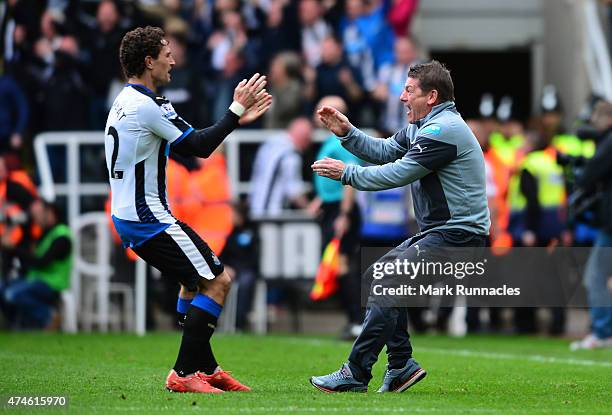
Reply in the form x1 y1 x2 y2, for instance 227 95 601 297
132 221 224 291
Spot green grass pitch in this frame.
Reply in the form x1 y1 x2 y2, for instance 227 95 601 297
1 333 611 414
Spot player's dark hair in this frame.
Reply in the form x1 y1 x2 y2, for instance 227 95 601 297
408 60 455 103
119 26 166 78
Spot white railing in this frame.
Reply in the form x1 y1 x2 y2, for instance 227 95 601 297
33 129 331 334
222 129 328 198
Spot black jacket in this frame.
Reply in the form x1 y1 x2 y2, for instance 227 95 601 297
577 128 612 233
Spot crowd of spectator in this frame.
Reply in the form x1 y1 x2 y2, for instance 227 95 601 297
0 0 420 164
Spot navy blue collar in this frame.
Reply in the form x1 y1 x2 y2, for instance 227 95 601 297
126 83 155 95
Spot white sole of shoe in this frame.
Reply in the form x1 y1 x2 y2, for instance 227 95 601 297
309 378 367 393
394 368 427 393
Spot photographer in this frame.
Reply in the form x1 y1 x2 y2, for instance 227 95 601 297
571 100 612 350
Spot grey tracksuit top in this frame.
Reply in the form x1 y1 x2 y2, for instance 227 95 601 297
340 101 490 236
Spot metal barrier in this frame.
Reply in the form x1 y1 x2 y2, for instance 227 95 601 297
33 130 326 334
252 215 321 333
73 212 112 332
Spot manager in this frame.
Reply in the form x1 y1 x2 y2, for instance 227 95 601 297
310 60 490 393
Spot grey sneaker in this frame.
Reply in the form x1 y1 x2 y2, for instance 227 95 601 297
310 363 368 393
377 358 427 393
570 334 612 351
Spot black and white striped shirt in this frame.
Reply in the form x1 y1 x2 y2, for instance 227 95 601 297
105 83 193 247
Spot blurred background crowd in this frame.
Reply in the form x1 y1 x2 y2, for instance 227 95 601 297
0 0 423 151
1 0 612 347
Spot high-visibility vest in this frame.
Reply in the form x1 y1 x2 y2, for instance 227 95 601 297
489 132 526 167
26 224 73 292
508 147 565 212
182 154 233 255
166 158 191 222
2 172 40 241
552 134 595 158
8 170 37 197
485 149 513 251
485 149 511 229
0 180 27 246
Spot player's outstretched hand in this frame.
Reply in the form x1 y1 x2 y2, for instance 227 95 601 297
311 157 345 181
239 90 273 125
234 73 267 109
317 105 352 137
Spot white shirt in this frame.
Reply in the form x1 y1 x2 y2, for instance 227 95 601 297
377 62 411 132
249 134 304 217
105 83 194 246
302 20 331 68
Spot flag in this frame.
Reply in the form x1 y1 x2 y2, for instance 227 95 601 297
310 238 341 301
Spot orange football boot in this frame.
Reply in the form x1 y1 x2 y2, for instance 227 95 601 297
202 369 252 392
165 370 224 393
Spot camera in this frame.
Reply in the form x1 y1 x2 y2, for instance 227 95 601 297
556 152 586 168
575 124 600 142
556 141 600 227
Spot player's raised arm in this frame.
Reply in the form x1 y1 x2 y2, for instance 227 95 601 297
318 105 405 165
233 73 268 115
239 89 273 125
173 73 271 158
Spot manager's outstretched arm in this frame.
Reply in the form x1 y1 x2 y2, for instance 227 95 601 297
313 155 429 191
317 105 406 164
313 135 456 191
174 73 272 158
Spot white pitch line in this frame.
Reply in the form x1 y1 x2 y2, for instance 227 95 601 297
282 337 612 368
425 348 612 368
85 406 510 414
